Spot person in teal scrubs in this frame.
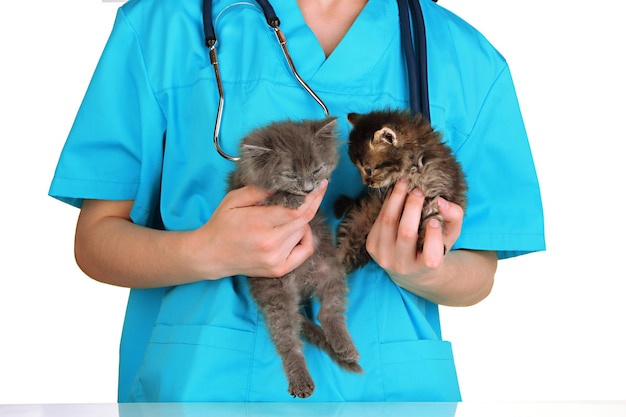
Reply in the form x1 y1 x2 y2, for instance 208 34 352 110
49 0 545 402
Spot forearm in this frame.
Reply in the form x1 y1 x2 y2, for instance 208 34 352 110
389 250 497 307
74 186 327 289
75 202 206 289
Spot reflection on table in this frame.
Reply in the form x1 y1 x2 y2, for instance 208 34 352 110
2 401 626 417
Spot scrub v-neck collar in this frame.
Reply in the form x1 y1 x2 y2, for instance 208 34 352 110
273 0 400 89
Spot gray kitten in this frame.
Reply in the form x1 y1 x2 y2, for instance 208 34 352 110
227 117 362 399
336 109 468 272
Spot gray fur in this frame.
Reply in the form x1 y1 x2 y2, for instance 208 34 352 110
227 118 362 399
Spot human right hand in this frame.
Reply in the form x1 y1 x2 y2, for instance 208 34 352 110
188 180 328 280
74 180 327 289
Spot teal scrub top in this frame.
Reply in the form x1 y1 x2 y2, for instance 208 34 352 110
49 0 545 402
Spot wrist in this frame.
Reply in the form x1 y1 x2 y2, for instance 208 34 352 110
388 250 496 307
179 228 225 282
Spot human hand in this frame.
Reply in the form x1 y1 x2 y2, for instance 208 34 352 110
190 180 328 280
365 178 464 281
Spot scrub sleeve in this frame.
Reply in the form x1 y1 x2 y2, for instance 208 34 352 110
49 0 545 402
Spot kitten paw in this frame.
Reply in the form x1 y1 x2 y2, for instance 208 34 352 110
285 194 306 209
326 329 362 373
339 360 363 374
334 195 355 218
418 213 444 250
265 192 305 209
288 372 315 398
335 345 360 363
340 249 371 273
332 341 362 373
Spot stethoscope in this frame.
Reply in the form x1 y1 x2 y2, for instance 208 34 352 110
203 0 435 161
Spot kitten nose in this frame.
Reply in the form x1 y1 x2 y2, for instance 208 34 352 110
303 180 315 193
365 167 372 177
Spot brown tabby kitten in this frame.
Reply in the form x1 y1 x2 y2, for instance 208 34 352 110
227 117 362 399
336 109 468 272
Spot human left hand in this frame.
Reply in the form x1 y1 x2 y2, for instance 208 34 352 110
365 178 464 279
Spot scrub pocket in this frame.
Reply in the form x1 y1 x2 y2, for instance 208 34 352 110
128 324 255 402
380 339 461 401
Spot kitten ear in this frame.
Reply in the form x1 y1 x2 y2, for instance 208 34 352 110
347 113 361 126
241 143 273 156
314 117 338 139
374 127 398 146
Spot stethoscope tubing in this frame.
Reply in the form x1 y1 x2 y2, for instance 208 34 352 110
408 0 431 121
273 27 330 118
204 0 432 161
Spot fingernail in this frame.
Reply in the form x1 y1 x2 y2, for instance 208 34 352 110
429 219 441 228
438 197 449 211
411 188 424 198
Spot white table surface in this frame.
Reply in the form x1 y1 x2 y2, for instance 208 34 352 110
2 402 625 417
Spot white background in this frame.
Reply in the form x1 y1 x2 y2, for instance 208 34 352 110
1 0 624 404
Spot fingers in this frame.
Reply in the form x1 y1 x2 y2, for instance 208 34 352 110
266 181 328 274
224 180 327 230
367 178 420 270
367 178 465 277
394 188 424 264
369 178 410 249
437 197 464 249
272 179 328 231
421 219 445 269
220 180 327 278
421 198 464 269
282 225 315 272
